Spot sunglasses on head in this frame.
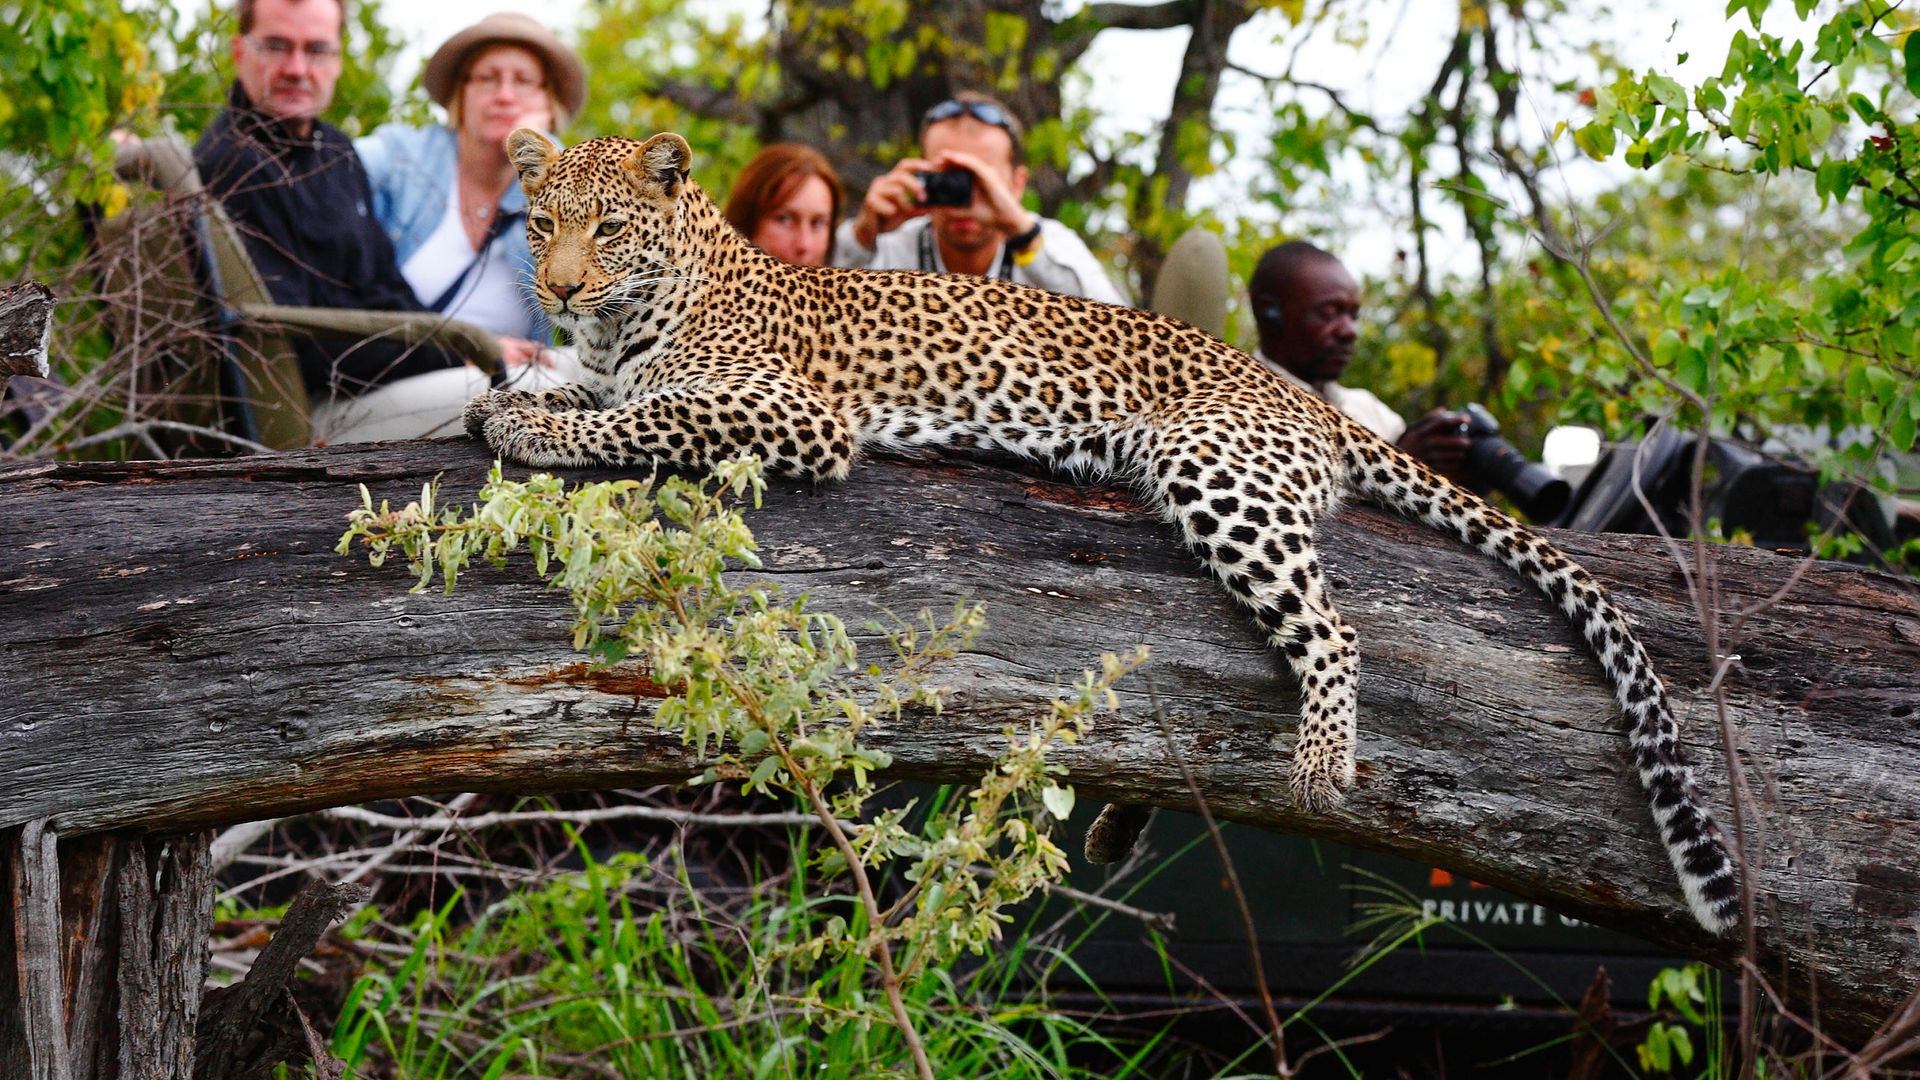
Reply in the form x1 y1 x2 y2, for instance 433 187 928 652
922 99 1013 132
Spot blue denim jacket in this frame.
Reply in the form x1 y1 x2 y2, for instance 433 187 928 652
354 123 552 341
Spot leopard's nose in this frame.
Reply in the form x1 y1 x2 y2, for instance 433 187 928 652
549 282 581 302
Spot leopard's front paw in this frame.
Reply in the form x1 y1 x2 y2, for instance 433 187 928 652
463 388 539 441
480 407 570 467
1288 747 1356 813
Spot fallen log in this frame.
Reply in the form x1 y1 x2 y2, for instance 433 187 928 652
2 439 1917 1040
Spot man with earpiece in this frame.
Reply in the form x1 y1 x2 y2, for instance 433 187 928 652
1248 241 1472 479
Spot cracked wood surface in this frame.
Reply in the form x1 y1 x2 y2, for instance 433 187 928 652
2 439 1917 1037
0 283 54 380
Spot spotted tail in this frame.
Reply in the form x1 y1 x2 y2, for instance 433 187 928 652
1343 430 1740 933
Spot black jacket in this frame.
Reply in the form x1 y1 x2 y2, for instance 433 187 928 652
193 82 464 395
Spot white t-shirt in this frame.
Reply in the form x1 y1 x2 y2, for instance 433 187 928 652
832 216 1129 307
1253 347 1408 444
399 187 530 340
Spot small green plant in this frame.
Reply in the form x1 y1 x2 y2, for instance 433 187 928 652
1638 962 1727 1078
337 458 1144 1079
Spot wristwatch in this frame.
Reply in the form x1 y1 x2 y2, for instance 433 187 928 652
1006 220 1043 252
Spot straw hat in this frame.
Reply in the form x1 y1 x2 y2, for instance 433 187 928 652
422 12 587 119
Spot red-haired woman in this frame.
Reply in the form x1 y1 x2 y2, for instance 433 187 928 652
723 144 845 266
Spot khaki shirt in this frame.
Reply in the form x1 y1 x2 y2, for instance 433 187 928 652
1253 348 1407 444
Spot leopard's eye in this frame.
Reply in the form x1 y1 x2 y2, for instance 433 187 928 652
596 219 625 238
529 214 555 236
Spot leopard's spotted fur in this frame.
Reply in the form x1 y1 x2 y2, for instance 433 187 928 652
465 131 1740 933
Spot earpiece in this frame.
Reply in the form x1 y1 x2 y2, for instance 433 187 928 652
1254 299 1285 334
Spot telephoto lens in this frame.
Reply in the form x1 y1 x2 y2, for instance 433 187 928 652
1462 403 1572 523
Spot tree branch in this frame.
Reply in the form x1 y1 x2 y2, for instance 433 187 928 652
194 878 370 1080
1053 1 1207 76
1134 0 1258 293
1079 1 1202 33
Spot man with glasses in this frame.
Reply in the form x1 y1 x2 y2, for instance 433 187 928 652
1249 241 1470 475
194 0 469 413
834 92 1127 306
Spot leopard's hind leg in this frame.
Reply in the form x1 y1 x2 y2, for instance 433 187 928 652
1152 418 1361 808
1084 416 1360 863
1085 589 1357 863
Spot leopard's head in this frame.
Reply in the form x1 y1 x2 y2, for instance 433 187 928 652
507 130 694 328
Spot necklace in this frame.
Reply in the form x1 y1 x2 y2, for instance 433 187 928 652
460 193 494 251
460 179 496 223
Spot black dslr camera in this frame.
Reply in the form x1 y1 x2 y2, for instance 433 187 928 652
1461 403 1572 523
916 169 974 207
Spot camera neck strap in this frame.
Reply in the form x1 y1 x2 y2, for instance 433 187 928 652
428 209 520 314
918 224 1016 282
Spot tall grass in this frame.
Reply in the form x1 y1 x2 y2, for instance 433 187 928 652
329 827 1168 1079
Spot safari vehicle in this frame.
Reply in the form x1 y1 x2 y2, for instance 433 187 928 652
1045 810 1669 1012
1037 810 1673 1076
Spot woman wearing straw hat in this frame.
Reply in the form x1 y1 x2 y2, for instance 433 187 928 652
356 12 587 362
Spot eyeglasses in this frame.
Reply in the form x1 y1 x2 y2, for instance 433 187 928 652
244 35 342 64
466 71 548 96
466 71 548 95
922 99 1014 133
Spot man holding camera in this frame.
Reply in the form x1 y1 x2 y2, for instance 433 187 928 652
834 92 1128 306
1248 241 1471 480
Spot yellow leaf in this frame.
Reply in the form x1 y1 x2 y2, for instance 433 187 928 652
1386 341 1438 386
100 181 130 220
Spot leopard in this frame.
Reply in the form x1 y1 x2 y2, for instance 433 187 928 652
464 129 1741 934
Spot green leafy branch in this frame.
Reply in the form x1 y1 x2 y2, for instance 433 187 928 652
337 458 1143 1079
1553 1 1920 479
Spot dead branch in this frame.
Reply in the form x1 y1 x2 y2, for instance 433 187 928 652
193 879 369 1080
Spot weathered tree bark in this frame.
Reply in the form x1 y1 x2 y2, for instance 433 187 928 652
0 283 55 380
2 828 217 1080
114 832 212 1080
2 441 1917 1040
8 821 69 1080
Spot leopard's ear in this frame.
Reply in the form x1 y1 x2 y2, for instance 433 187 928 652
624 132 692 204
507 129 560 196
